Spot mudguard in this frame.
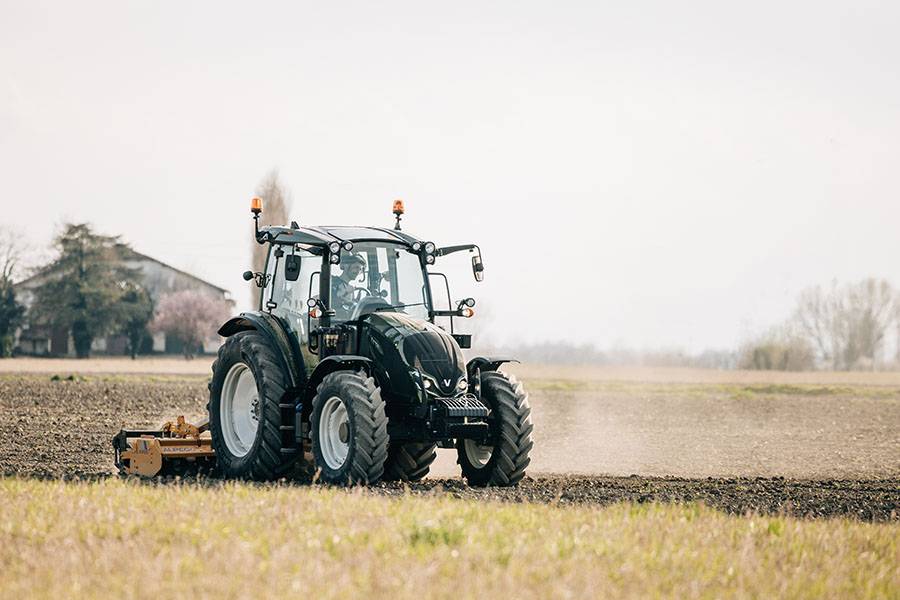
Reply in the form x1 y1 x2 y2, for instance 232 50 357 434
466 356 519 378
304 355 373 403
217 312 306 390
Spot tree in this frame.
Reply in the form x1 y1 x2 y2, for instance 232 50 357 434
0 288 25 358
118 282 154 360
0 228 25 357
793 278 899 370
30 224 142 358
250 169 292 305
150 290 231 359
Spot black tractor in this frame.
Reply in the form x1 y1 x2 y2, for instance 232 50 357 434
208 198 533 486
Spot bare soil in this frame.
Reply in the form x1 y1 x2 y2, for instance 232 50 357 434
1 374 897 521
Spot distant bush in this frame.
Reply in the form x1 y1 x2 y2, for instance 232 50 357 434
737 326 816 371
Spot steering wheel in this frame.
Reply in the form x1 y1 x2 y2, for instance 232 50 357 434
352 287 370 302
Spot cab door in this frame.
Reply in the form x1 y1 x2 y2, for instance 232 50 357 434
263 244 321 376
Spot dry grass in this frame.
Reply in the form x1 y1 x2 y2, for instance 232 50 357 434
0 479 897 599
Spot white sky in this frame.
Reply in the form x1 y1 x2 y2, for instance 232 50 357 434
2 1 898 351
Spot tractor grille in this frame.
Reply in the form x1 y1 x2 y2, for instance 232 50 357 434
437 396 489 418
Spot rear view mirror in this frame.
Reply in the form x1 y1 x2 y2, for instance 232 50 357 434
472 255 484 282
285 255 301 281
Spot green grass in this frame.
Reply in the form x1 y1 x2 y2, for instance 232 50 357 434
1 479 896 599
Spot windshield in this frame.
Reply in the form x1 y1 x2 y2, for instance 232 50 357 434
329 242 430 322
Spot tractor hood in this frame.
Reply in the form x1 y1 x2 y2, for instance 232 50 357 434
366 312 466 396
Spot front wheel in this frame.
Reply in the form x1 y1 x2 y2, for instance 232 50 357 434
209 331 299 480
457 371 533 487
311 370 388 485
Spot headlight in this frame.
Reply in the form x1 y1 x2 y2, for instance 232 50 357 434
329 254 340 264
424 242 435 254
328 241 341 254
425 254 435 264
342 241 353 251
457 378 468 391
412 242 422 251
423 379 432 389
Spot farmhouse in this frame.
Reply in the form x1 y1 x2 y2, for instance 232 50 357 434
13 246 233 356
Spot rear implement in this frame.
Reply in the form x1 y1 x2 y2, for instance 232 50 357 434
113 416 215 477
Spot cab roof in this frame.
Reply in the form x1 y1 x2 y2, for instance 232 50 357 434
258 224 421 247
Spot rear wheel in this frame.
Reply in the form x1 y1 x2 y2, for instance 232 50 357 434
382 442 437 482
209 331 299 480
457 371 533 487
311 370 388 485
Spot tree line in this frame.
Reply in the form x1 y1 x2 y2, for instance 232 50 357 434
0 223 230 359
738 278 900 371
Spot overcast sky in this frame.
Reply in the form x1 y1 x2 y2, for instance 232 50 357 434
2 1 898 351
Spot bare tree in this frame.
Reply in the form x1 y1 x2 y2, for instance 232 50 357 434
0 227 26 357
250 169 292 306
889 289 900 366
843 279 896 369
0 227 22 285
794 281 842 370
793 278 898 370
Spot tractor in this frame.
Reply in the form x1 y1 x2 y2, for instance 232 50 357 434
117 199 533 486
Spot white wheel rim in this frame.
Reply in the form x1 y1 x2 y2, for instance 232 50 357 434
220 363 260 457
463 439 493 468
319 395 350 470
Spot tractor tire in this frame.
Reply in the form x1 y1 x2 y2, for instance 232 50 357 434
382 442 437 482
457 371 533 487
208 331 299 480
311 370 388 485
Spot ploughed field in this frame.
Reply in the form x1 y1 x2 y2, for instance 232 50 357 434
1 365 897 522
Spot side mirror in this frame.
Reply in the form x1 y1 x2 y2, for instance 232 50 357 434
472 255 484 282
285 255 301 281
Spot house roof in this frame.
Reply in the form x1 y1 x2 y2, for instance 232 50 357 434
14 245 230 297
117 247 230 296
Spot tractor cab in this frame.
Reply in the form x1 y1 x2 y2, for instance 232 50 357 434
250 217 481 369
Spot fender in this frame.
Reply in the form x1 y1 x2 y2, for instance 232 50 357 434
217 312 306 391
304 355 373 403
466 356 519 378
